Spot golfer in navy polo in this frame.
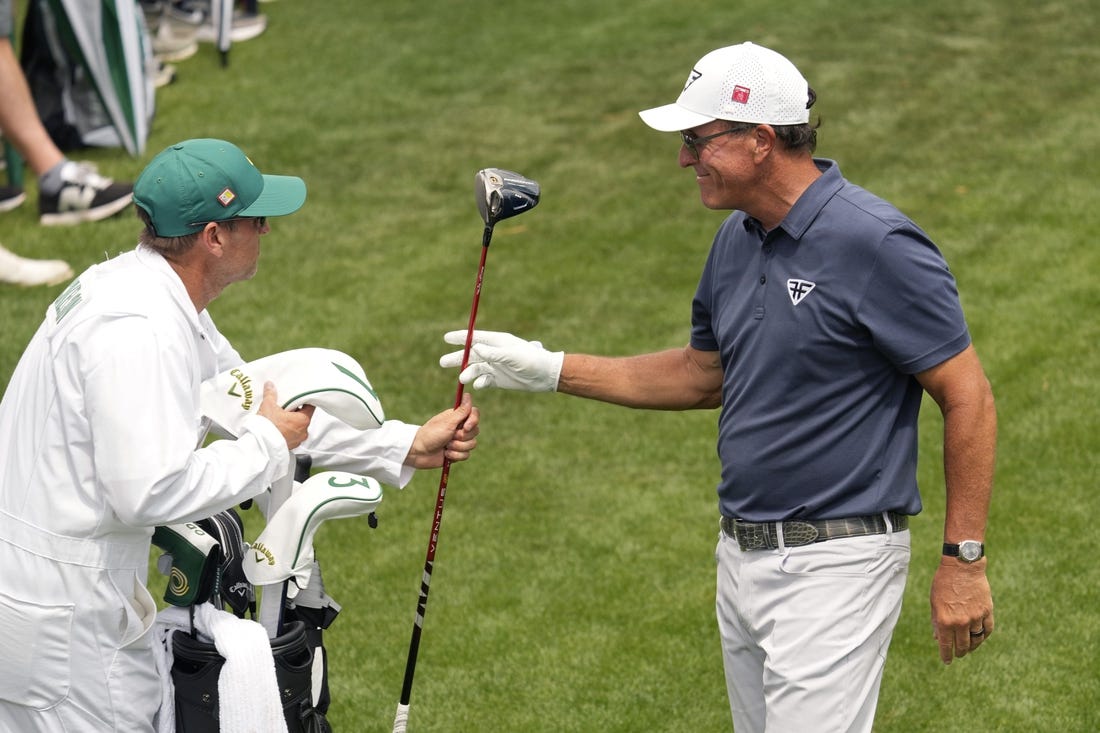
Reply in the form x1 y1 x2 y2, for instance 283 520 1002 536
440 42 997 733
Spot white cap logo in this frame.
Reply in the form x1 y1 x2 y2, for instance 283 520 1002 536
684 69 703 91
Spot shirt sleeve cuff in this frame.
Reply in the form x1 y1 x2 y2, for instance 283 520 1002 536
373 420 419 488
239 413 291 480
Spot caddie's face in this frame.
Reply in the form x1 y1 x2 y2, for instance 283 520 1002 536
679 120 759 212
220 216 269 283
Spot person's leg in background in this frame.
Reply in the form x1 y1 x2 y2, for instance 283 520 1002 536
0 3 132 226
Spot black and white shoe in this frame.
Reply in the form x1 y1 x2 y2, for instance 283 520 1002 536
39 162 133 226
0 185 26 213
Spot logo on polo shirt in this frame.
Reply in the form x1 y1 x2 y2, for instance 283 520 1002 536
787 278 816 306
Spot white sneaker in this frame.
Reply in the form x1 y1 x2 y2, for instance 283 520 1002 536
194 11 267 43
153 17 199 62
0 243 74 287
154 61 178 88
164 1 206 28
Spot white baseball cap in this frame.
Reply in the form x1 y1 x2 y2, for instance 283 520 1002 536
638 42 812 132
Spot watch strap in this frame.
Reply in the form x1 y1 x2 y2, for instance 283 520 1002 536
943 541 985 560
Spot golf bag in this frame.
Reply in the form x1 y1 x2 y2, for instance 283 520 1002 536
156 514 336 732
155 458 337 732
170 619 330 733
154 433 382 730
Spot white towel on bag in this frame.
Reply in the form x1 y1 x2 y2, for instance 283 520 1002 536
152 604 287 733
193 603 288 733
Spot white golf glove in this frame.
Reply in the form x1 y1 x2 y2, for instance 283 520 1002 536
440 330 564 392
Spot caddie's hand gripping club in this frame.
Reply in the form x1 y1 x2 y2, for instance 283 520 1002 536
393 168 540 733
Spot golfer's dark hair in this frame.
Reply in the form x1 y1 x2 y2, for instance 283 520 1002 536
723 87 820 154
772 121 819 153
136 206 200 256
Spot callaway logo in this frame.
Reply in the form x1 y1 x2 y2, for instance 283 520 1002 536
228 581 250 597
683 68 703 91
227 368 255 410
250 541 275 566
787 278 816 306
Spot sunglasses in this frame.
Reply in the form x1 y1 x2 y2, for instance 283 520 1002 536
680 124 756 159
189 216 268 230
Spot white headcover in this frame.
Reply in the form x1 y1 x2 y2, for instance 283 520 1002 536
201 348 384 437
244 471 383 594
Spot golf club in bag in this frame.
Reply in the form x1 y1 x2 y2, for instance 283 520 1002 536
393 168 540 732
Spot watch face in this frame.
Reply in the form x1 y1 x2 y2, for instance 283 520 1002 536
959 541 984 562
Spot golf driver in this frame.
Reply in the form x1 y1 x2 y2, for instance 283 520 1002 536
393 168 540 733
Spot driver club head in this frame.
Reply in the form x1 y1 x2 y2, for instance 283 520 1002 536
475 168 540 227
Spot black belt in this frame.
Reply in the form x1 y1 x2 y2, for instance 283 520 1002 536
720 512 909 552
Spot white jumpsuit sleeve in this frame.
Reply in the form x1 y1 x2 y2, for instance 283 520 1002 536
297 412 418 488
82 316 289 526
198 326 419 489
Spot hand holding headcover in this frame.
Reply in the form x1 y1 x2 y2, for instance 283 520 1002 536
201 348 385 437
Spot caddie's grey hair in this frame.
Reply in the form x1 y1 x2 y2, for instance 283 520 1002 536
136 206 201 256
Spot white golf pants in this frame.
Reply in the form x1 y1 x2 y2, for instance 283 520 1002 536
715 521 910 733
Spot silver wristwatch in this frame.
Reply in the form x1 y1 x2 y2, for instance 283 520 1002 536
943 540 985 563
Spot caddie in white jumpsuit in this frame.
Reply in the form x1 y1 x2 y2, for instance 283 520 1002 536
0 139 479 731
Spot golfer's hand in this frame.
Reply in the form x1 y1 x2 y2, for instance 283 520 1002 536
405 393 481 469
930 557 994 664
257 381 315 450
440 330 564 392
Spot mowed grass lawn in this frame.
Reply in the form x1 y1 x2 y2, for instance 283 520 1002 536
2 0 1098 731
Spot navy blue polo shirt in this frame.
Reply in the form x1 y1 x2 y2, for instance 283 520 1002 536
691 159 971 521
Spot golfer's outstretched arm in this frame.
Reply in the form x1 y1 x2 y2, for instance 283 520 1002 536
558 346 722 410
442 330 722 410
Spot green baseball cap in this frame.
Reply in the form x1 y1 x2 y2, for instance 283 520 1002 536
133 138 307 237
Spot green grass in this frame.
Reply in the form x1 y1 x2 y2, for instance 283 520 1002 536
3 0 1099 730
